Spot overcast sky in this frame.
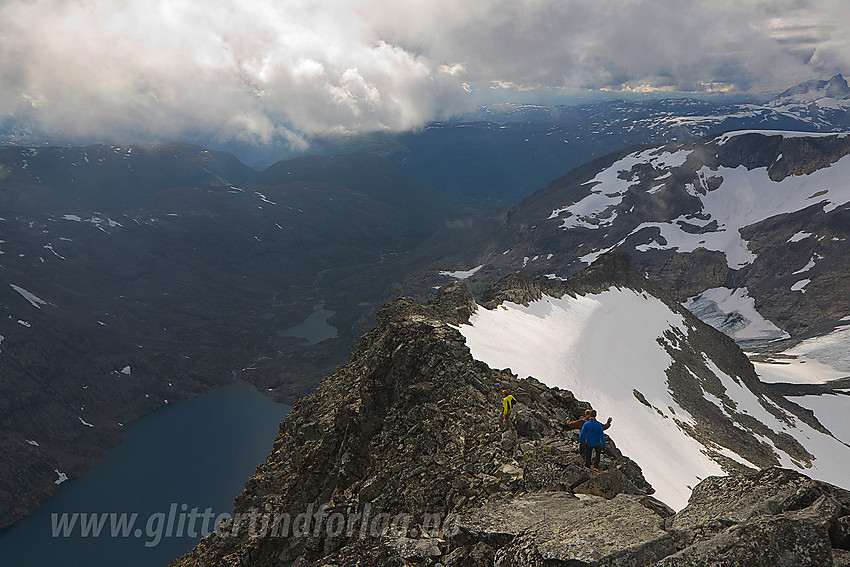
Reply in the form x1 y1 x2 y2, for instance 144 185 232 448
0 0 847 148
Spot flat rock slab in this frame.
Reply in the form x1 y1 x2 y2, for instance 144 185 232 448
459 492 675 565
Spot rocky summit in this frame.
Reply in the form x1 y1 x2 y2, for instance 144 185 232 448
172 254 850 567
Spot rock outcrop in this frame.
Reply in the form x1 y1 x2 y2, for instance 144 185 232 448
171 256 850 566
170 269 659 567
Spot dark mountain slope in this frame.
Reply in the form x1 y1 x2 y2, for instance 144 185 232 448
0 150 497 529
0 142 256 212
396 131 850 346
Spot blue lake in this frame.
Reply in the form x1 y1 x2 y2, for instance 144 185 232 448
0 383 290 567
277 308 337 345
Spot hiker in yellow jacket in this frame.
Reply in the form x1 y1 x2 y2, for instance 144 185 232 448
500 389 517 427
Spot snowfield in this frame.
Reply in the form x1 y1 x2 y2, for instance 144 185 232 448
629 158 850 268
753 355 847 385
753 324 850 463
556 132 850 269
787 325 850 374
788 393 850 447
457 287 850 510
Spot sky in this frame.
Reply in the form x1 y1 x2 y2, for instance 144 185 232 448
0 0 848 150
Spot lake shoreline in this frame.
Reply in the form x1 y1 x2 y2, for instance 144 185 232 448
0 382 291 566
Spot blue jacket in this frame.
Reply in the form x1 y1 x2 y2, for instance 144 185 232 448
579 419 606 449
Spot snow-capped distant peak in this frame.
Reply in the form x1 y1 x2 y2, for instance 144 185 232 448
770 74 850 105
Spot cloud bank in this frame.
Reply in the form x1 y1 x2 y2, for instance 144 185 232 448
0 0 848 147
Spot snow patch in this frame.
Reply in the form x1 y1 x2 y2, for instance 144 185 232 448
78 417 94 427
439 265 484 280
788 231 813 243
10 284 49 309
61 214 122 229
714 130 848 146
548 149 660 229
255 192 277 205
43 245 66 260
54 470 68 485
792 254 821 275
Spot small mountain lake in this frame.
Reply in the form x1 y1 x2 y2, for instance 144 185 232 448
0 383 290 567
277 308 337 345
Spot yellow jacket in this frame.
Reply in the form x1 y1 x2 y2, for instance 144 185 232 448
502 394 517 416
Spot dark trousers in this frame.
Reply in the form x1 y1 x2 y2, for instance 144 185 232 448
583 443 602 468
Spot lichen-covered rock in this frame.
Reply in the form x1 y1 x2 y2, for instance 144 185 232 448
657 516 833 567
671 467 850 536
834 548 850 567
522 446 590 492
832 515 850 550
660 467 850 567
458 492 675 566
573 469 644 500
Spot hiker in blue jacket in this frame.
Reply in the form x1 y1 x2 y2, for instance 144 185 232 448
578 409 607 470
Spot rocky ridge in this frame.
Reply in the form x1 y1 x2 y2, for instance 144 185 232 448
172 254 850 566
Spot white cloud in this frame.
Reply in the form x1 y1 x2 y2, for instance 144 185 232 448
0 0 847 147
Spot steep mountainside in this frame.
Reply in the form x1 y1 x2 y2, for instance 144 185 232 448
0 149 494 529
278 75 850 202
457 254 850 509
172 254 850 567
401 131 850 349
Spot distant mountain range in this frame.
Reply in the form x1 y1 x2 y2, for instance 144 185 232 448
282 74 850 202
